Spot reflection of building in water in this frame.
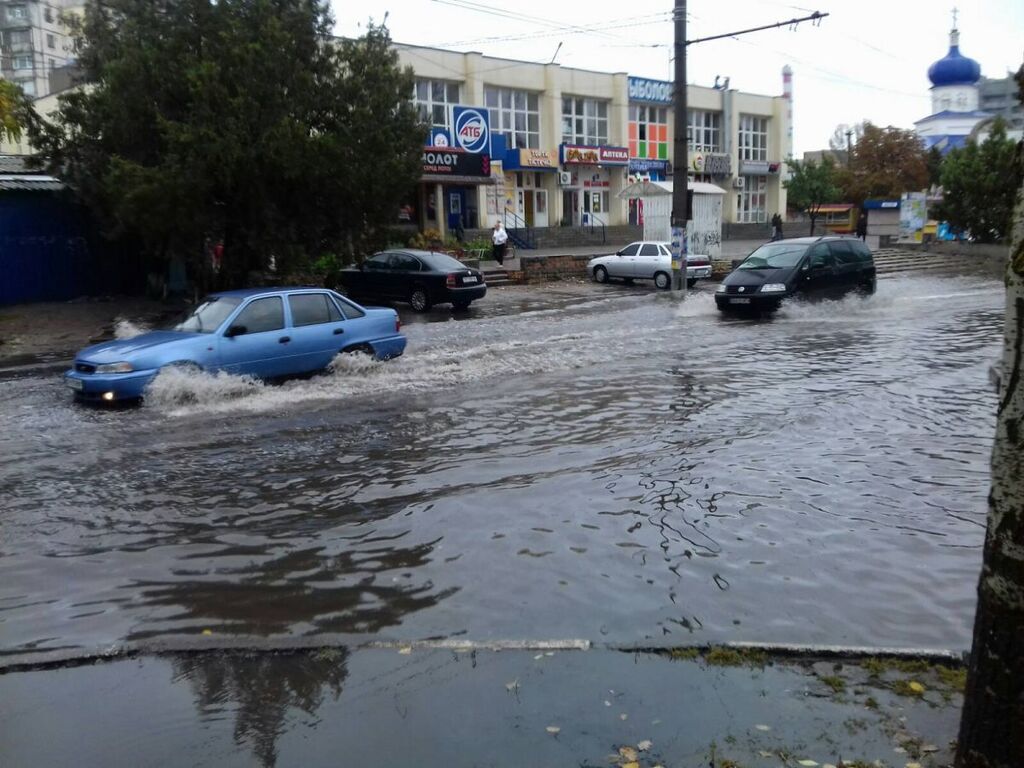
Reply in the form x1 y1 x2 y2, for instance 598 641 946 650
176 649 349 768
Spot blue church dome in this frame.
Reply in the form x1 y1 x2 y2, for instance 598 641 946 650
928 32 981 87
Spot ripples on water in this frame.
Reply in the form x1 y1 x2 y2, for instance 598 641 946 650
0 275 1003 656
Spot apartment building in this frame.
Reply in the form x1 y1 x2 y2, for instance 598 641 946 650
1 0 81 98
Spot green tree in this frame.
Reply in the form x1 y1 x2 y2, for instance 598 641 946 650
835 122 929 205
0 79 34 144
926 145 944 188
783 157 840 235
939 118 1021 243
30 0 425 288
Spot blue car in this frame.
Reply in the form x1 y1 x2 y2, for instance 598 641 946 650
65 288 406 402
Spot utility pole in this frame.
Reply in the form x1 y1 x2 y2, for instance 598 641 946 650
670 0 688 292
845 129 853 167
668 8 829 292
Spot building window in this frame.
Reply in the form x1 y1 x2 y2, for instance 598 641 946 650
628 105 668 160
737 176 767 223
688 110 722 153
16 79 35 96
485 86 540 149
44 6 53 22
562 97 609 145
7 5 27 20
6 29 31 46
413 79 460 131
13 55 33 70
738 115 768 162
46 33 55 48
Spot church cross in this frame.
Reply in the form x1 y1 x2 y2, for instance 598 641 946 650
952 6 959 29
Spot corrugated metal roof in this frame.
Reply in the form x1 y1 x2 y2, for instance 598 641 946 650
0 175 65 192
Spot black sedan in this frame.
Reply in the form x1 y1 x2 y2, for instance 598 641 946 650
339 249 487 312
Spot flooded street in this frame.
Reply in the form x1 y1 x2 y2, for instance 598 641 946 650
0 272 1003 661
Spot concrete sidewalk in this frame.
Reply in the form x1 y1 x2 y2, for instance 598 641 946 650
0 645 963 767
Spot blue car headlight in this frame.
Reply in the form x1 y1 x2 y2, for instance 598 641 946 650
95 362 135 374
760 283 787 293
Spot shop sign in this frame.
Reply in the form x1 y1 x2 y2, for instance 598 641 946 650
428 128 451 148
518 149 557 168
628 77 673 104
629 158 669 174
562 144 629 165
422 149 491 177
691 153 731 177
452 106 491 154
740 160 773 175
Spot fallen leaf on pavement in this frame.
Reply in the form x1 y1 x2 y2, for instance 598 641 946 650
797 761 819 767
905 763 923 768
637 740 653 752
398 647 412 655
619 747 638 761
505 680 519 692
755 724 771 731
545 726 560 735
908 681 925 693
619 713 628 721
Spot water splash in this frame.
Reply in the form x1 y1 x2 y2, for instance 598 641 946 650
114 318 150 339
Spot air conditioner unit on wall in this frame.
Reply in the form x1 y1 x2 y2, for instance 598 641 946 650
558 171 572 186
732 177 746 189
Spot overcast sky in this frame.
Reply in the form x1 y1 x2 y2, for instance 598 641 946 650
333 0 1023 157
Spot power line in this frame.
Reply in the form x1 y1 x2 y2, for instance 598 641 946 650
440 15 673 48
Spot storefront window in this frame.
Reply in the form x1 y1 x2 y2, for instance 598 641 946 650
738 115 769 162
413 79 461 130
628 105 667 161
562 97 609 145
688 110 721 153
484 86 540 149
737 176 767 223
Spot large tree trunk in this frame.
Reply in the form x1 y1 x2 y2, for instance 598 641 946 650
955 179 1024 767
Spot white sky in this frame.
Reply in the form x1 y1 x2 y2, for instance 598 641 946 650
333 0 1023 156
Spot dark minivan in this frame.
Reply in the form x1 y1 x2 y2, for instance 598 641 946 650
715 236 876 313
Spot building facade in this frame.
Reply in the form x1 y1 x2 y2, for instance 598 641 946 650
397 43 790 236
0 0 81 98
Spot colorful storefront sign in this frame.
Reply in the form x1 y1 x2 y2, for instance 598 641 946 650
628 77 673 104
560 144 629 166
452 106 491 154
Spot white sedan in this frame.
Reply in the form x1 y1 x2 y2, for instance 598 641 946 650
587 241 712 289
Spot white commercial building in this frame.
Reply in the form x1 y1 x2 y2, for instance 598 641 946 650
396 42 790 237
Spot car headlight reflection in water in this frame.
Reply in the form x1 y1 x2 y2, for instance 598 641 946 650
95 362 134 374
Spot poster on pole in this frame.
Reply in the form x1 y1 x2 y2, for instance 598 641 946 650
670 226 687 272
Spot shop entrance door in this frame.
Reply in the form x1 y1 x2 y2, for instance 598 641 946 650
561 190 578 226
534 189 548 227
523 190 535 227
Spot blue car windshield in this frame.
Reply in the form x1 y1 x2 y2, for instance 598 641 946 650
168 297 242 333
739 243 807 269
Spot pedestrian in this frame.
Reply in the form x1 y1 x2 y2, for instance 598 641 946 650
770 213 784 241
856 210 867 241
492 220 508 265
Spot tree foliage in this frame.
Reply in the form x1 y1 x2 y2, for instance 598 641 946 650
783 156 840 234
835 122 929 205
29 0 426 287
938 118 1021 243
0 79 34 144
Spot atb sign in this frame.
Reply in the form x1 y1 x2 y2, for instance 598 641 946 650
452 106 490 154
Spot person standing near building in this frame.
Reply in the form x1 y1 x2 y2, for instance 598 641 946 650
770 213 784 241
492 220 508 265
856 210 868 241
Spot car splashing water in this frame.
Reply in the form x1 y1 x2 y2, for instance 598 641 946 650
0 274 1003 659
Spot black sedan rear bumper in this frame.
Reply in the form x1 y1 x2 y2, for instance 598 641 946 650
444 285 487 303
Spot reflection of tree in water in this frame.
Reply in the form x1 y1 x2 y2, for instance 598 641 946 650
174 648 348 768
128 539 458 641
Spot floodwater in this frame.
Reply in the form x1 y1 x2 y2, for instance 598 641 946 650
0 274 1004 661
